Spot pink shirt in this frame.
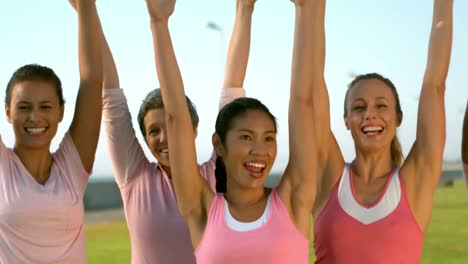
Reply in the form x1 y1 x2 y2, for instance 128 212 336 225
195 189 309 264
102 88 244 264
0 133 89 263
314 165 423 264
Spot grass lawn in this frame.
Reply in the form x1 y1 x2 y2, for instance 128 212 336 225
85 180 468 263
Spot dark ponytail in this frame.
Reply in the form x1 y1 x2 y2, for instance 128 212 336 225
215 156 227 193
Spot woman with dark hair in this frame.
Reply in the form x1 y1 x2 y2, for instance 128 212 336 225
463 101 468 186
100 0 257 262
144 0 318 262
311 1 453 263
0 0 102 262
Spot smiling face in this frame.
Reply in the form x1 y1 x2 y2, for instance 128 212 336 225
344 78 401 154
143 108 197 170
215 110 277 190
6 80 64 151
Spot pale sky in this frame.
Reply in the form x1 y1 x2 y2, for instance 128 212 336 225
1 0 467 178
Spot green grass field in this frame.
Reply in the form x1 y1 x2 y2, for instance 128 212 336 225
85 180 468 263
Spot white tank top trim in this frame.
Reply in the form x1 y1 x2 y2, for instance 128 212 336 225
225 192 272 232
338 164 401 225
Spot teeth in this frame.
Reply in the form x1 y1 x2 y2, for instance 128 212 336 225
26 128 46 135
245 162 266 168
363 126 383 132
160 148 168 154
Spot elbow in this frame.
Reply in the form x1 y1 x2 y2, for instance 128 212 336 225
80 78 103 91
422 79 446 95
290 79 326 108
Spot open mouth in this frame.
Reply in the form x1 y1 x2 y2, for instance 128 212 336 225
361 126 384 136
244 162 266 177
160 148 168 154
25 127 47 135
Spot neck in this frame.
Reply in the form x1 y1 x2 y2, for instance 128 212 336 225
161 164 172 179
352 148 394 183
225 183 268 208
13 145 53 185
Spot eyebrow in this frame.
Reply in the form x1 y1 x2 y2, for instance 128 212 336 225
16 100 54 104
236 129 276 134
352 96 389 103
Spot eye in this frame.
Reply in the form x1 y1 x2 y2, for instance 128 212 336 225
265 136 276 142
377 104 387 109
148 128 160 136
17 105 30 111
41 105 52 110
352 105 365 111
240 135 251 141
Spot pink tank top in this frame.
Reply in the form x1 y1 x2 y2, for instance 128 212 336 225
314 165 423 264
195 189 309 264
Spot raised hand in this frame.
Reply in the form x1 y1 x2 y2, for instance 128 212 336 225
290 0 306 6
238 0 257 8
68 0 96 11
145 0 175 23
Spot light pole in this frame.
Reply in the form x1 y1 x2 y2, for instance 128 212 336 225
204 20 225 86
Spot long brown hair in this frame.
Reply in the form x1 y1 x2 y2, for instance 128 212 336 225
344 73 404 167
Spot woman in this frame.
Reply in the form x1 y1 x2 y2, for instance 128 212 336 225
463 101 467 185
0 0 102 263
144 0 318 263
310 1 453 263
100 0 256 262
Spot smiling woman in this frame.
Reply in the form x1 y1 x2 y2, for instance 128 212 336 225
311 0 454 263
145 0 319 262
5 67 65 167
0 0 102 263
99 0 248 262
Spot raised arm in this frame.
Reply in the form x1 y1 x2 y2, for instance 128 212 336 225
277 0 325 236
78 1 148 186
69 0 103 172
402 0 453 230
145 0 213 231
69 0 118 89
284 0 343 219
223 0 256 89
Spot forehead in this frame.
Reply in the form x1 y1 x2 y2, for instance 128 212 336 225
143 108 166 128
347 79 395 103
11 81 59 103
230 110 276 133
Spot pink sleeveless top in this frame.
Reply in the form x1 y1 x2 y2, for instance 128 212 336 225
195 189 309 264
314 165 423 264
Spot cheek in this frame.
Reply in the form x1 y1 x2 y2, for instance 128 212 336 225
348 114 362 128
270 143 278 156
145 137 157 151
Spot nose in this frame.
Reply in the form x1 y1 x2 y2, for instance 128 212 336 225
28 109 42 122
250 140 267 156
159 130 167 143
364 108 377 120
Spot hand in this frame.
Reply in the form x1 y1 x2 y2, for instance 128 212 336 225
145 0 175 22
290 0 305 6
69 0 96 11
69 0 78 10
237 0 257 8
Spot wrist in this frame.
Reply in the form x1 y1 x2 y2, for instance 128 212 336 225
236 2 255 14
150 17 169 29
